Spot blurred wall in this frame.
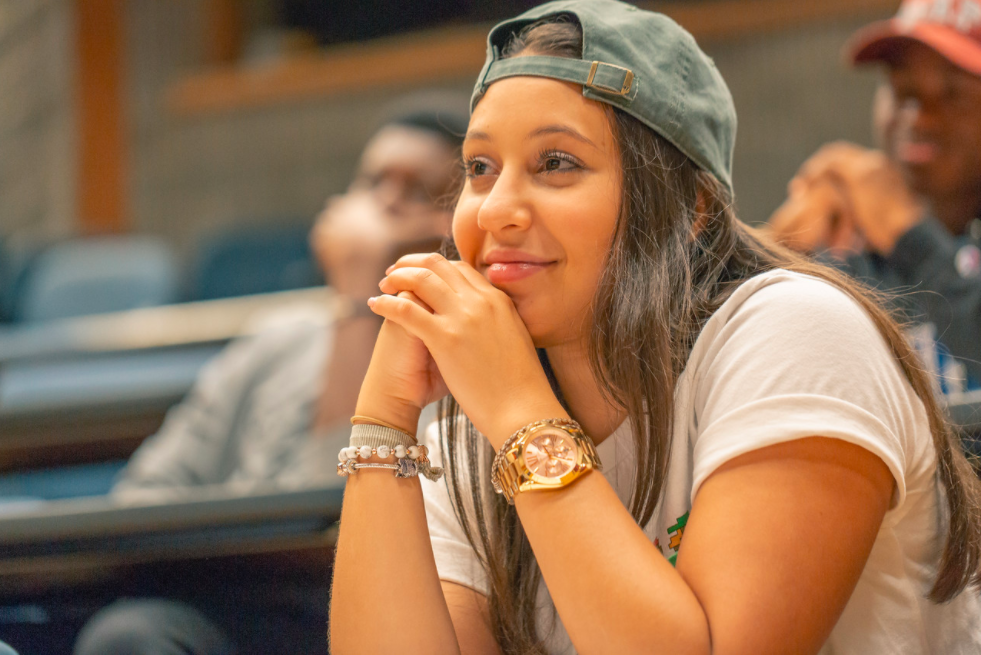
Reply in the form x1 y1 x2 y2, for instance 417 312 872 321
123 1 475 257
711 20 883 225
0 0 76 241
0 2 890 248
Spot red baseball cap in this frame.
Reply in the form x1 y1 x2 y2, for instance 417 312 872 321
847 0 981 76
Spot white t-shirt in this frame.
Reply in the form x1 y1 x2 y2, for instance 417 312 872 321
421 269 981 654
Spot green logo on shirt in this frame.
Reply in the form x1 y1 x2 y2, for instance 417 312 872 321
666 511 689 566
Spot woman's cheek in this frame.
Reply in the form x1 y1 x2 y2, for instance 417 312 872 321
451 204 482 265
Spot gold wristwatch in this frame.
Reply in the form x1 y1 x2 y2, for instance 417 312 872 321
491 418 602 504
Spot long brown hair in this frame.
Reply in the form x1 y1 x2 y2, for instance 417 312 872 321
438 17 981 654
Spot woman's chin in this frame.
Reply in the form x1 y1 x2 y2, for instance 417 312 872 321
513 308 548 347
520 315 564 350
513 300 586 350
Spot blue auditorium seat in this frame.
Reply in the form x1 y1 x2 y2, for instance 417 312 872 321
0 239 42 324
13 236 179 323
191 224 322 301
0 461 127 504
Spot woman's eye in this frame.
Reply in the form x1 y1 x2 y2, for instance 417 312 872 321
464 158 491 178
539 151 581 174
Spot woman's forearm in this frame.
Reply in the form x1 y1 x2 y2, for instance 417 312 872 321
330 470 461 654
514 472 711 655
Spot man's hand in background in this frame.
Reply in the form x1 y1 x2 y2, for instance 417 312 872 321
770 142 925 258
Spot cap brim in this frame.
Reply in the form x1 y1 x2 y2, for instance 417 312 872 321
846 19 981 76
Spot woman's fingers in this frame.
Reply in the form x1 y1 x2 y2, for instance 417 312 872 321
379 266 457 315
385 252 471 292
389 252 502 297
446 259 496 291
368 291 437 337
396 289 435 313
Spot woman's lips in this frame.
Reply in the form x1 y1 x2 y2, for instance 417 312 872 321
485 261 553 284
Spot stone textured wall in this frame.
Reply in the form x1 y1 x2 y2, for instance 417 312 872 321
121 1 474 256
0 3 890 251
710 22 883 224
0 0 75 242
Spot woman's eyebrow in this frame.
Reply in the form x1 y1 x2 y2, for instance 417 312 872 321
464 130 491 142
463 126 598 149
530 125 598 149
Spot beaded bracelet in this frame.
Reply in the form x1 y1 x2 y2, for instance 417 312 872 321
336 444 443 481
337 443 428 463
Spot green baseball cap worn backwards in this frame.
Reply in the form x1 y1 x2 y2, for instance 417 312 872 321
471 0 737 195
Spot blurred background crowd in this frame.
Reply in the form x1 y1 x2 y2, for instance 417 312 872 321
0 1 979 654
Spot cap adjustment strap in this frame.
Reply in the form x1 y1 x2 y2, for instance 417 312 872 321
586 61 634 95
480 55 636 101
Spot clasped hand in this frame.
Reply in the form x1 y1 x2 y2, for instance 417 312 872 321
360 252 564 449
768 142 924 257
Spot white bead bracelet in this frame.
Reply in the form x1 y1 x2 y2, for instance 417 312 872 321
335 443 442 481
336 444 429 463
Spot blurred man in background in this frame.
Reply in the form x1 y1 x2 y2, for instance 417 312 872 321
769 0 981 394
72 97 467 655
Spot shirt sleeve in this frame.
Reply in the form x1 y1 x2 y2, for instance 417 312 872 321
114 336 262 492
689 274 925 510
115 317 321 492
420 421 490 596
114 303 338 494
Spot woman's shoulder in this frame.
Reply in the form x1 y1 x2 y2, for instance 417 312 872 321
686 267 925 434
691 268 882 359
684 268 930 511
716 268 870 327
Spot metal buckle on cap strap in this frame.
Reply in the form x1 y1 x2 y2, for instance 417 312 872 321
585 61 634 96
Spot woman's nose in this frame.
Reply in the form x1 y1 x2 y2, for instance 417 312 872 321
476 172 532 234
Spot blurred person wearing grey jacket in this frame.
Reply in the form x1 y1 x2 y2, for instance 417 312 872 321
117 105 464 494
72 99 467 655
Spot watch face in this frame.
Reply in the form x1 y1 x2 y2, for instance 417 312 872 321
523 430 578 479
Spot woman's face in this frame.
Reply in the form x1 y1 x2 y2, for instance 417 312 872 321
453 76 622 347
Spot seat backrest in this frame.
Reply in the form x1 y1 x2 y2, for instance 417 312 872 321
191 223 322 301
14 236 179 323
0 460 127 502
0 239 44 323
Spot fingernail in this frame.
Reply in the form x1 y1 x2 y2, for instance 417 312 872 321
385 265 394 274
367 297 376 307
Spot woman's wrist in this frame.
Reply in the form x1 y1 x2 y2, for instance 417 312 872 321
482 398 570 451
354 394 422 437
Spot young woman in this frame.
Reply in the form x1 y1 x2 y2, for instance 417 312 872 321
330 2 981 653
